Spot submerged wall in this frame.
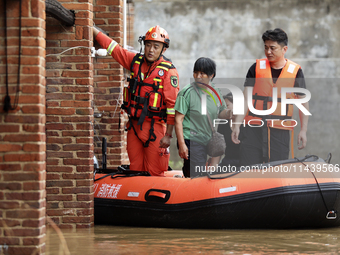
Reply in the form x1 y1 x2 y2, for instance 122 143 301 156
134 0 340 165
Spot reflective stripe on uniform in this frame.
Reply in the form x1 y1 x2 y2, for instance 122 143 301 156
166 108 175 115
124 88 128 100
153 78 162 82
107 40 118 55
160 62 172 66
153 94 159 107
156 66 169 71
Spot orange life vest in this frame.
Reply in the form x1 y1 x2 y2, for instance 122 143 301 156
122 53 175 126
244 58 300 130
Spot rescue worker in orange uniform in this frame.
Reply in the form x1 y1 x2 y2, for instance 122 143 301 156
93 26 179 176
231 28 310 166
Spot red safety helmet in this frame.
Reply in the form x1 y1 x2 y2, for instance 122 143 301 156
141 25 170 48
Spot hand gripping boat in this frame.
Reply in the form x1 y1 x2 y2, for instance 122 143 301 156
94 141 340 229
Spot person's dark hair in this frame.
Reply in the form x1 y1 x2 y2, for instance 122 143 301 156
193 57 216 80
262 28 288 47
223 92 233 103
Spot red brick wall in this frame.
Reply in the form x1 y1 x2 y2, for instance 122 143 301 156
93 0 130 168
0 0 46 254
0 0 128 251
45 1 94 229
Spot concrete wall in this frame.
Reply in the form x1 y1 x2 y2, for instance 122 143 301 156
133 0 340 165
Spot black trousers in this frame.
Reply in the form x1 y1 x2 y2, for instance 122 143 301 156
239 125 290 166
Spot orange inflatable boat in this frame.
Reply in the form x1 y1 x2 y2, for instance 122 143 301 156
94 152 340 229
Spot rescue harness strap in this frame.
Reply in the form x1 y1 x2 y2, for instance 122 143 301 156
127 117 157 148
121 54 169 147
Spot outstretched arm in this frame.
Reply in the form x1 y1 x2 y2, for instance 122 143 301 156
93 26 100 39
92 26 135 70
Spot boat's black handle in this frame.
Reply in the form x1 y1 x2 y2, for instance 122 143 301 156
145 189 170 203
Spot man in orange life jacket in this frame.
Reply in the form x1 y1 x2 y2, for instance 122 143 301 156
231 28 310 166
93 26 179 176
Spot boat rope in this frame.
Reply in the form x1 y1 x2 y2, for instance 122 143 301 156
294 156 337 220
94 173 118 182
94 170 150 182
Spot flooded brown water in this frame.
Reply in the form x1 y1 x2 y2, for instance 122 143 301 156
46 225 340 254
